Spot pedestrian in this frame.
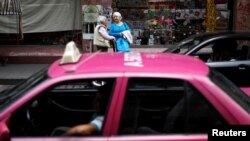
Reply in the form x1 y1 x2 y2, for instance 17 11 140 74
94 15 116 52
207 40 237 62
109 12 132 52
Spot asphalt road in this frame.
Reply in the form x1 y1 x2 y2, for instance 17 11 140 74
0 64 50 92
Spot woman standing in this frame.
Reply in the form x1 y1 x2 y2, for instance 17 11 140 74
109 12 132 52
94 16 116 52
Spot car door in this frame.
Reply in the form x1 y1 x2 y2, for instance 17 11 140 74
2 77 123 141
109 77 228 141
207 60 250 87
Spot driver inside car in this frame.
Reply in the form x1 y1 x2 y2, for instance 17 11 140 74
207 40 237 62
51 81 111 136
63 93 105 136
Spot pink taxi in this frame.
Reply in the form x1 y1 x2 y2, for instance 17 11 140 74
0 42 249 141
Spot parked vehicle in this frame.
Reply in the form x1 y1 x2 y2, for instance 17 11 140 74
163 31 250 87
0 42 249 141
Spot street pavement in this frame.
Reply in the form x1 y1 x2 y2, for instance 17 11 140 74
0 64 49 80
0 64 50 92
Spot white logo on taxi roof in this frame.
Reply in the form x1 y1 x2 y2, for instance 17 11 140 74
124 52 143 67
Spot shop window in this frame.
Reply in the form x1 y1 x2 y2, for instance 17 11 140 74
112 0 207 45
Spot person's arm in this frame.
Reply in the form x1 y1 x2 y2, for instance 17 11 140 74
63 116 104 136
109 23 121 37
99 27 115 40
64 124 97 136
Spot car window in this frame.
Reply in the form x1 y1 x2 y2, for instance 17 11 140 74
189 39 250 87
192 39 250 62
8 78 115 137
118 78 227 135
191 44 213 61
0 68 49 111
163 36 202 53
179 39 200 49
236 40 250 60
209 70 250 113
175 39 201 54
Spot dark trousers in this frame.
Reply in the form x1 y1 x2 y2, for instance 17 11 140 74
96 46 108 52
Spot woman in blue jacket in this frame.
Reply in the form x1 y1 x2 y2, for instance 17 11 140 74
109 12 132 52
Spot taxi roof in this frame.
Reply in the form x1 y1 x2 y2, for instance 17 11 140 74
48 52 209 78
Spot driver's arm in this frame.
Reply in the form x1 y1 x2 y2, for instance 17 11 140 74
64 124 96 136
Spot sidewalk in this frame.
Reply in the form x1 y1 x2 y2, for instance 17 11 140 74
0 45 173 64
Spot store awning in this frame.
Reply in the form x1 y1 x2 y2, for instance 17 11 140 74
0 0 22 15
0 0 81 33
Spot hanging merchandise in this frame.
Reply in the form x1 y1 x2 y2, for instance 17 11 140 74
113 0 209 44
206 0 217 32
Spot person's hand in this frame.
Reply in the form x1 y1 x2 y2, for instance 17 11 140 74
63 124 96 136
119 33 123 37
120 33 127 39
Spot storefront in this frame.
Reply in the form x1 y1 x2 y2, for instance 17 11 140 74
113 0 233 45
0 0 234 48
0 0 238 63
112 0 206 45
81 0 233 50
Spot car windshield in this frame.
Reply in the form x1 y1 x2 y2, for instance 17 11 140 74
164 34 203 53
209 68 250 113
0 68 49 111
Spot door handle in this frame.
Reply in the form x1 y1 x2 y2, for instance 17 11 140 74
238 64 248 70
